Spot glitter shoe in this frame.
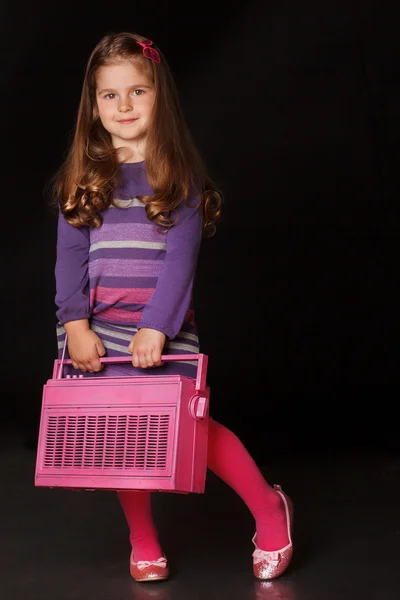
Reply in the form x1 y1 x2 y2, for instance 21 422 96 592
130 551 170 582
252 484 294 580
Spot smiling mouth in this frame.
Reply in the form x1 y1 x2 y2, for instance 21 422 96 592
118 118 137 124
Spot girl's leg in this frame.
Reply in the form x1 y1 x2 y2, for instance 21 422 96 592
207 418 290 551
117 490 164 561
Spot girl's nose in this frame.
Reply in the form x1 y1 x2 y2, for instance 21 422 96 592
118 99 133 112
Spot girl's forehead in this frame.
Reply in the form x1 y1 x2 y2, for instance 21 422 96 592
96 58 150 85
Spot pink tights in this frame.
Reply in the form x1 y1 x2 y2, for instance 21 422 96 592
118 418 289 561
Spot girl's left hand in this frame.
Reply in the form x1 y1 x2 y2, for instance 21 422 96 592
128 328 166 368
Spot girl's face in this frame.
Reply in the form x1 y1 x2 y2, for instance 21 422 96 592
95 58 155 157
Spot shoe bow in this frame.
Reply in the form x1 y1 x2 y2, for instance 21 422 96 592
252 548 280 566
135 557 168 570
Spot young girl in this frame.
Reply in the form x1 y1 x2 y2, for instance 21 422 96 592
52 31 293 583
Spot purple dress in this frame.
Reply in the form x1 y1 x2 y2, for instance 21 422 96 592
55 161 202 379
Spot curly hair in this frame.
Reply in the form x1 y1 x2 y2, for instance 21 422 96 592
51 32 222 237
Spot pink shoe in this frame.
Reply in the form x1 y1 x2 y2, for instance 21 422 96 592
130 551 170 582
252 484 294 580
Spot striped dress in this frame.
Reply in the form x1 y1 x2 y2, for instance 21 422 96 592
55 161 202 379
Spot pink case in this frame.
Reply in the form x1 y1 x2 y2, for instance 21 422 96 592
34 346 210 494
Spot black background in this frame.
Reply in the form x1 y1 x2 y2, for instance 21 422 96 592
1 1 399 456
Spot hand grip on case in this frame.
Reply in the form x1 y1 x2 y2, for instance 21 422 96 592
56 334 208 392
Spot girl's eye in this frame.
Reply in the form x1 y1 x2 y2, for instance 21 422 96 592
105 93 116 99
132 89 144 96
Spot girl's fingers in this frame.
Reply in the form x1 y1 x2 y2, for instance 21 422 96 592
139 351 150 369
88 358 103 372
96 341 106 357
152 348 164 367
131 350 155 368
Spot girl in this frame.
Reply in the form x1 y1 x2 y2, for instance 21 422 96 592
52 31 293 582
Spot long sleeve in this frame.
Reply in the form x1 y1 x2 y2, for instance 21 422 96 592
137 196 203 339
55 212 91 324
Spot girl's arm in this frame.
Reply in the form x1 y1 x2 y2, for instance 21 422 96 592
137 196 203 339
55 212 91 324
55 213 105 372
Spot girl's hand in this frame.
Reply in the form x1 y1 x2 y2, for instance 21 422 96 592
66 327 106 372
128 328 166 368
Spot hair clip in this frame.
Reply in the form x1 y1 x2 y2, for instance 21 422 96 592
137 39 161 64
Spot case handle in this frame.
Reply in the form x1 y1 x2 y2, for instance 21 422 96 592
56 334 208 393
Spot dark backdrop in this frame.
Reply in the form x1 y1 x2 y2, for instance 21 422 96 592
1 1 399 455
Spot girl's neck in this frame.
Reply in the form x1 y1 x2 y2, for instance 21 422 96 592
117 146 145 164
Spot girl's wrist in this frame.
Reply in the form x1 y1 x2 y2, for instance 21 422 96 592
64 319 90 334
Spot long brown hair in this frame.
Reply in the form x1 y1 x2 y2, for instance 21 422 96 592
52 31 222 237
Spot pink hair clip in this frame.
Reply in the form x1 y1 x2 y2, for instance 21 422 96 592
137 39 161 64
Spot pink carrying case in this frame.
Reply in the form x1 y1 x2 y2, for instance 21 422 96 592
34 341 210 494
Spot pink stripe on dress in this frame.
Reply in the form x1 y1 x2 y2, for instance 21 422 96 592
92 306 144 322
91 286 155 305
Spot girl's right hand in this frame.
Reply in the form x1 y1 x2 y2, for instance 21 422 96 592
66 328 106 372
